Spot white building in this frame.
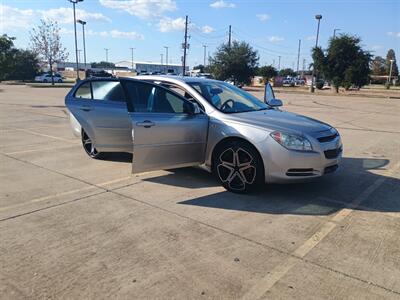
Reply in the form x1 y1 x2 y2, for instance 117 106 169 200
115 60 187 75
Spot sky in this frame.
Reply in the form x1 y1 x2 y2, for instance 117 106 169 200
1 0 399 69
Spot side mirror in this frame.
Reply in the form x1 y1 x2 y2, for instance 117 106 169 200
264 82 283 107
183 102 201 115
268 98 283 107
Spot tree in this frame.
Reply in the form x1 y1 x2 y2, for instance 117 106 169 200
30 19 68 85
312 34 371 92
91 61 116 69
370 56 386 76
257 65 277 83
278 68 296 77
0 34 39 81
386 49 398 77
192 64 205 73
208 41 259 85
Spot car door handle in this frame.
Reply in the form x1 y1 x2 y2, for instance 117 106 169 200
78 105 92 111
136 120 155 128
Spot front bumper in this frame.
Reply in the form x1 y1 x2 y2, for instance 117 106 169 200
259 134 342 183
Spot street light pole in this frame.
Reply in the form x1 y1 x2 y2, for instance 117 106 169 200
388 59 395 85
160 53 163 65
164 46 169 67
129 47 135 71
77 20 87 72
203 45 207 67
333 28 340 38
68 0 83 80
104 48 109 63
311 14 322 93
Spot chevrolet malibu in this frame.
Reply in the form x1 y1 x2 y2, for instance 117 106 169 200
65 76 342 193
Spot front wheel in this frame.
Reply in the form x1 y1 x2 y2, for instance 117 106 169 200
213 140 264 193
82 130 102 159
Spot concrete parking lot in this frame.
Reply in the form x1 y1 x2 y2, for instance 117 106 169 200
1 84 400 299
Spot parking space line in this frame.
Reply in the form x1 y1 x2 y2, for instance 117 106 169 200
242 162 400 300
0 176 132 213
4 143 80 155
12 128 76 143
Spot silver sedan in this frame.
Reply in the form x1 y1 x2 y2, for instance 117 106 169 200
65 76 342 193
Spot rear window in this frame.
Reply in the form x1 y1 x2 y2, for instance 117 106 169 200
74 82 92 99
92 81 126 102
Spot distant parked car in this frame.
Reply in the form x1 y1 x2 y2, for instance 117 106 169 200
86 69 114 78
35 73 63 83
282 77 295 86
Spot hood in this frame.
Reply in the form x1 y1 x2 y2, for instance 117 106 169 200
222 109 332 135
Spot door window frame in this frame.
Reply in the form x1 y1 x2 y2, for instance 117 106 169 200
120 79 198 114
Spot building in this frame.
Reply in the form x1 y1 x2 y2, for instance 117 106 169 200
115 60 187 75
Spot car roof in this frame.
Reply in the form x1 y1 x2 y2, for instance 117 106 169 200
134 75 219 84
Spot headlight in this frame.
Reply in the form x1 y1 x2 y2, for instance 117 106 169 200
270 131 313 151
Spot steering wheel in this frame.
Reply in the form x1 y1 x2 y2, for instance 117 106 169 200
220 99 235 112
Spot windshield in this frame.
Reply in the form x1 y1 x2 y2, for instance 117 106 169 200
188 81 269 113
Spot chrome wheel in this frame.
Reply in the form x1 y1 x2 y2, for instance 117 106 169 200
217 147 257 192
82 131 100 158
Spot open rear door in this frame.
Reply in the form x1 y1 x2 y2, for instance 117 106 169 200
121 79 209 174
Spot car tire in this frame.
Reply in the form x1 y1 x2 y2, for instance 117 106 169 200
81 130 103 159
213 140 264 193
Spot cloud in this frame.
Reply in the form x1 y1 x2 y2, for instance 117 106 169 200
210 0 236 9
108 29 144 39
306 35 316 41
0 4 34 32
371 45 383 50
387 31 400 38
158 17 186 32
40 7 111 24
60 27 144 40
256 14 270 22
99 0 176 19
268 36 284 43
202 25 214 34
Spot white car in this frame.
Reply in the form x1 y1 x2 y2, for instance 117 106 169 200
34 73 63 83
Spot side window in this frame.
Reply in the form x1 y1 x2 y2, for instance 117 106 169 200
92 81 126 102
74 82 92 99
122 81 189 113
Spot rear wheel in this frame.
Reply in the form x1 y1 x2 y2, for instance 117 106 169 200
213 140 264 193
82 130 102 159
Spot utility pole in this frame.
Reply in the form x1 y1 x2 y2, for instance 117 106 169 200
164 46 169 67
203 45 207 66
104 48 109 63
182 15 189 76
272 59 275 67
160 53 163 65
228 25 232 48
278 56 281 70
129 47 135 71
296 39 301 74
311 14 322 93
302 58 306 76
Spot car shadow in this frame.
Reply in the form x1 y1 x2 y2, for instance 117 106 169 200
141 157 399 216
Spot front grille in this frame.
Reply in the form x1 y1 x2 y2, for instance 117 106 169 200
317 133 338 143
286 168 315 177
324 147 342 159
